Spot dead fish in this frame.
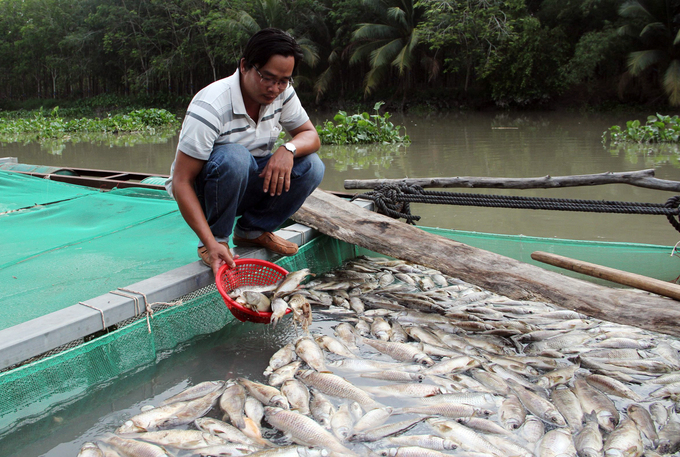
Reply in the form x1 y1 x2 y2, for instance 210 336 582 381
274 269 314 299
376 446 452 457
506 378 566 427
134 429 226 449
397 402 489 418
361 371 425 383
626 404 658 446
160 380 225 406
264 406 355 455
603 419 643 457
573 417 603 457
380 435 457 451
270 297 289 328
295 336 328 372
263 343 297 376
349 417 428 442
297 369 381 410
536 429 577 457
244 396 265 425
572 377 619 433
371 317 393 341
334 322 359 350
269 361 304 387
77 442 104 457
425 418 503 457
309 388 335 429
116 390 221 433
549 386 584 433
422 356 480 375
220 381 247 429
101 434 169 457
315 334 357 358
194 417 261 447
330 403 354 441
288 294 313 333
238 378 289 410
243 291 272 313
353 406 393 432
280 379 310 415
361 338 434 366
586 373 642 401
328 358 424 373
363 383 446 398
498 394 526 431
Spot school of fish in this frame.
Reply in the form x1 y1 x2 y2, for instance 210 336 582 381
78 256 680 457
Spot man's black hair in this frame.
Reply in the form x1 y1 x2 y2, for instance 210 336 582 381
242 28 304 72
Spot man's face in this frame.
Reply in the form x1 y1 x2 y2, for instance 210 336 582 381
240 55 295 106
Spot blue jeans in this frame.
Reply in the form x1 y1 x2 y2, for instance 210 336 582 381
194 143 325 243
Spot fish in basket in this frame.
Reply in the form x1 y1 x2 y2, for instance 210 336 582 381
216 259 313 325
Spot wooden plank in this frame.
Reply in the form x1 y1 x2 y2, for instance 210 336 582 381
343 169 680 192
292 189 680 338
531 251 680 301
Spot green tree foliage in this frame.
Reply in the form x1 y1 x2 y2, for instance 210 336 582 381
618 0 680 105
349 0 428 99
0 0 675 108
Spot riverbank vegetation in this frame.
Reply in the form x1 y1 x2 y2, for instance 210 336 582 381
1 0 678 111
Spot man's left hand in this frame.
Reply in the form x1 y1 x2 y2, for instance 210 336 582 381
260 147 294 196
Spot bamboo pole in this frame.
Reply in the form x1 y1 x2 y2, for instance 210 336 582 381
531 251 680 301
343 169 680 192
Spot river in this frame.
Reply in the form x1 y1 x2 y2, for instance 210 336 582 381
3 110 680 246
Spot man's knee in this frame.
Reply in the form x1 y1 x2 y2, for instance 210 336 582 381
206 143 255 178
294 153 325 187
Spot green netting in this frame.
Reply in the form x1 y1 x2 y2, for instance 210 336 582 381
0 169 97 213
0 234 360 437
0 178 199 330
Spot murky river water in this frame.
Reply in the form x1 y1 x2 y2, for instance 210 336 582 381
2 111 680 456
4 110 680 245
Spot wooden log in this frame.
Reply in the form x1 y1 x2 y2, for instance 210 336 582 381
531 251 680 301
292 189 680 338
343 169 680 192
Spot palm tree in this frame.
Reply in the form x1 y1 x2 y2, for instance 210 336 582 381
618 0 680 105
349 0 432 99
226 0 320 71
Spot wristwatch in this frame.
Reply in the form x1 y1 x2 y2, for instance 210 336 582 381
283 142 296 156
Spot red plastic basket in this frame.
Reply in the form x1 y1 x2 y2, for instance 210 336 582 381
216 259 290 324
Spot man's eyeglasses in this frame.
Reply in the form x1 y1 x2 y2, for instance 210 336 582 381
253 66 294 89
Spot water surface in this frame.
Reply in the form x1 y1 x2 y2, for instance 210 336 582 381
4 110 679 245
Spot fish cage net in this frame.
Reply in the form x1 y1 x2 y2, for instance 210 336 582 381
0 235 364 436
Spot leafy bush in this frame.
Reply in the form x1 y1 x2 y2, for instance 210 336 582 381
0 107 180 139
316 102 410 145
604 114 680 144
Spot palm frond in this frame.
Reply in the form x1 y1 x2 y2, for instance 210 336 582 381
314 67 334 102
386 6 407 29
640 22 667 40
352 23 399 41
370 39 404 68
297 38 320 68
350 41 386 65
664 60 680 106
628 49 664 74
618 0 653 21
363 64 390 96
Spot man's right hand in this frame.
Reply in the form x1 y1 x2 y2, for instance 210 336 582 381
206 242 238 276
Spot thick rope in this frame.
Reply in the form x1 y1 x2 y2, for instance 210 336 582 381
354 184 680 233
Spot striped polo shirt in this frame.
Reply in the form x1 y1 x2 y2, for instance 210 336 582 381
165 69 309 197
